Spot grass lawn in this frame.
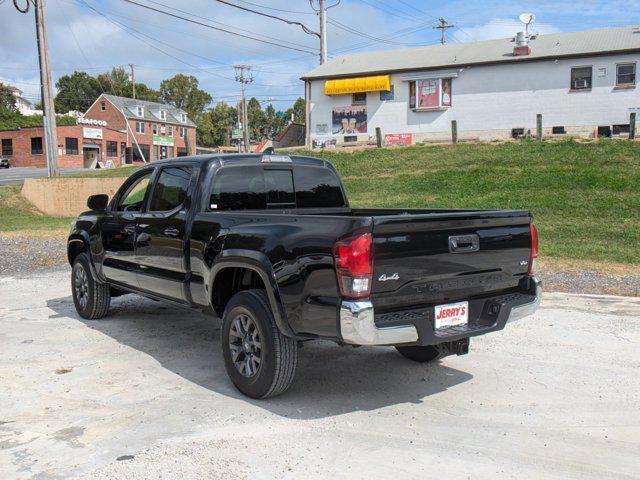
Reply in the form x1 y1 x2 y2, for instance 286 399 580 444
0 184 72 234
297 139 640 265
1 140 638 266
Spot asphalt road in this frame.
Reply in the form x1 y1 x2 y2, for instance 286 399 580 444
1 270 639 479
0 167 90 185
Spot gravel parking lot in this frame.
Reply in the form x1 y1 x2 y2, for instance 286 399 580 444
1 270 639 479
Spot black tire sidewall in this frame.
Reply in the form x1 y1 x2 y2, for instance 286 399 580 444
71 253 96 319
221 292 279 398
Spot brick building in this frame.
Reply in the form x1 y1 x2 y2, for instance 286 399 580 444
0 94 197 168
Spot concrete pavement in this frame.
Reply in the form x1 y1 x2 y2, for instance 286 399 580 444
0 167 90 186
0 270 639 479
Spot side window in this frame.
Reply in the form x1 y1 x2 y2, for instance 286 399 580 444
210 166 266 210
264 169 295 207
294 166 346 208
117 171 153 212
148 166 193 212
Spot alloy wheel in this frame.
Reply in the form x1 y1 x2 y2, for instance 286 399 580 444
228 313 262 378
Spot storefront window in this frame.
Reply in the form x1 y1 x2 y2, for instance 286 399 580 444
408 78 453 110
133 143 150 162
31 137 43 155
106 141 118 157
65 137 79 155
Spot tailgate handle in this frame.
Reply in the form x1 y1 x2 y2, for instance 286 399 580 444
449 234 480 253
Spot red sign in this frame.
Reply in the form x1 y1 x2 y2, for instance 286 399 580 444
384 133 412 146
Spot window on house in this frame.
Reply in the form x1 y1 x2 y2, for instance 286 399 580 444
380 85 394 101
31 137 43 155
616 63 636 86
552 126 567 135
180 127 187 138
65 137 78 155
136 121 145 134
152 124 158 135
180 113 187 123
160 124 166 135
168 126 173 136
409 78 453 110
159 110 166 120
106 141 118 157
136 106 144 117
613 124 630 136
100 101 106 110
133 143 150 162
571 66 592 90
1 138 12 156
352 92 366 105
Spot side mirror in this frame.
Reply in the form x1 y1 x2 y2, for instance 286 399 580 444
87 194 109 211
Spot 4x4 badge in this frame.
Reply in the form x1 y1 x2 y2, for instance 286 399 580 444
378 273 400 282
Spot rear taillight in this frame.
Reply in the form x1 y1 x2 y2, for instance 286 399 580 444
333 232 373 298
529 223 538 275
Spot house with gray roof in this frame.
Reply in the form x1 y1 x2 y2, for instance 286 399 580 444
301 25 640 145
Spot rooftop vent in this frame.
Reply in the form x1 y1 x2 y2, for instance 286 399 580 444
513 31 531 56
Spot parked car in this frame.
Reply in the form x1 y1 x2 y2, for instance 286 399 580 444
0 157 10 168
67 154 541 398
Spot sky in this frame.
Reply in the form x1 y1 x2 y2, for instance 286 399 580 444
1 0 639 111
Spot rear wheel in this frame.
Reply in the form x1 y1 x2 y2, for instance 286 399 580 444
221 290 297 399
395 345 441 363
71 252 111 319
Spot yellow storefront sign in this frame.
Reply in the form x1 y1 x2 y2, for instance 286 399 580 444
324 75 391 95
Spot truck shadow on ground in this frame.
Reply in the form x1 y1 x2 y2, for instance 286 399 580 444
47 294 473 420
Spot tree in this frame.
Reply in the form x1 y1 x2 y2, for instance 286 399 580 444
247 97 266 142
159 74 212 122
196 102 237 147
285 97 305 124
54 71 102 113
0 83 17 112
96 67 130 97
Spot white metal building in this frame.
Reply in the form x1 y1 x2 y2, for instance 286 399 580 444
301 26 640 146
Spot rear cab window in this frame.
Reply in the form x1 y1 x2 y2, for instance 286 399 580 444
209 161 346 211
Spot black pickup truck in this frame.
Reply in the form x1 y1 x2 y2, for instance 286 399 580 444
68 153 541 398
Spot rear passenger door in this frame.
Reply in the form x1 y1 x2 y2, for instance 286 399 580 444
135 164 196 301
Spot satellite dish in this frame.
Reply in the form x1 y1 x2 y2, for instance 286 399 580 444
519 13 535 25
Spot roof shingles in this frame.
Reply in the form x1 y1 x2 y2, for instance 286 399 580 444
102 94 196 127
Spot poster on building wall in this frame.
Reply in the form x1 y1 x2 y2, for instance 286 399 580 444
153 135 174 146
83 127 103 140
332 106 367 135
312 136 337 149
384 133 412 146
417 79 439 109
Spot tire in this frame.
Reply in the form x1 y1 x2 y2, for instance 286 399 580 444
71 252 111 319
221 290 297 399
395 345 441 363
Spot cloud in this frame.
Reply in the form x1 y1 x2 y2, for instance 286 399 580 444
453 18 561 43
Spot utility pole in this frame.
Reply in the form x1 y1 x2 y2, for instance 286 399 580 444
129 63 136 99
433 17 455 45
319 0 327 64
34 0 58 177
234 65 253 153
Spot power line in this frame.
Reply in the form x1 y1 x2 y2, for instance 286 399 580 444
213 0 319 37
119 0 319 54
327 16 434 47
234 0 315 15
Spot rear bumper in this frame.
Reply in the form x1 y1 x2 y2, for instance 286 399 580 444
340 276 541 346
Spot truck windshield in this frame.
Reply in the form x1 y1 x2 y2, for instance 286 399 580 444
210 164 345 210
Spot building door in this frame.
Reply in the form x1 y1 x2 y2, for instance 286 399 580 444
83 145 100 168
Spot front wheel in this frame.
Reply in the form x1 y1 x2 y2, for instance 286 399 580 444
395 345 441 363
221 290 297 399
71 252 111 319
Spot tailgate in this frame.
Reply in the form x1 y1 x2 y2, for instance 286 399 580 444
370 210 532 311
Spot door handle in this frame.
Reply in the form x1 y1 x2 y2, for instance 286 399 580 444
163 227 180 238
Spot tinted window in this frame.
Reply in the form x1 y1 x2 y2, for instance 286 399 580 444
117 172 152 211
149 166 192 211
210 166 266 210
264 169 295 207
294 166 345 208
